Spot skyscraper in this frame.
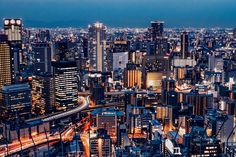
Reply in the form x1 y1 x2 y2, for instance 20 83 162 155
150 21 164 41
124 63 142 88
32 73 54 115
88 22 106 72
52 61 78 111
0 83 32 120
32 42 52 74
180 32 189 59
91 108 124 142
0 34 11 90
3 19 22 82
184 90 213 116
149 21 169 56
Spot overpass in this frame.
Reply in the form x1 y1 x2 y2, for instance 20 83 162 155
0 115 87 156
105 90 158 95
42 96 90 122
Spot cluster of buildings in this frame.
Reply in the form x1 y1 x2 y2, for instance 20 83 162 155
0 18 236 156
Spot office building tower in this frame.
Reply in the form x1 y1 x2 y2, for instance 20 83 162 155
0 34 11 90
32 42 52 74
0 83 32 120
187 127 222 156
184 90 213 116
150 21 164 41
113 40 130 52
180 32 189 59
91 108 124 142
155 37 169 55
88 22 106 72
208 54 224 72
3 19 22 82
91 84 105 104
90 129 112 157
32 73 54 115
52 61 78 111
130 112 154 134
162 78 177 105
162 78 176 92
4 19 22 41
124 63 142 88
79 36 88 58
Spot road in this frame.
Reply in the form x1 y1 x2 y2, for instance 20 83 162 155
0 96 90 157
43 96 90 122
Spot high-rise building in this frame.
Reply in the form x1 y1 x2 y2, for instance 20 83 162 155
88 22 106 72
124 63 142 88
32 42 52 74
180 32 189 59
52 61 78 111
155 37 169 55
32 73 54 115
149 21 170 56
162 78 177 105
54 40 77 61
150 21 164 41
90 129 112 157
0 83 32 120
91 108 124 142
0 34 11 90
185 127 222 156
3 19 22 82
113 40 130 52
78 36 88 58
184 90 213 116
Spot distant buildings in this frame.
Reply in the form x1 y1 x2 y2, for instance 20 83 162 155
233 28 236 38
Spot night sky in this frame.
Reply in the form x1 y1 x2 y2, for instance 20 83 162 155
0 0 236 28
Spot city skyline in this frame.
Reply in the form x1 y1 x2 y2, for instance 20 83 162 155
0 0 236 28
0 1 236 156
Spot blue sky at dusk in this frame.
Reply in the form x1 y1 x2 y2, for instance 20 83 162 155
0 0 235 28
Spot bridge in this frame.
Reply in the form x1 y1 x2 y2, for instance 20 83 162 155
42 96 90 122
